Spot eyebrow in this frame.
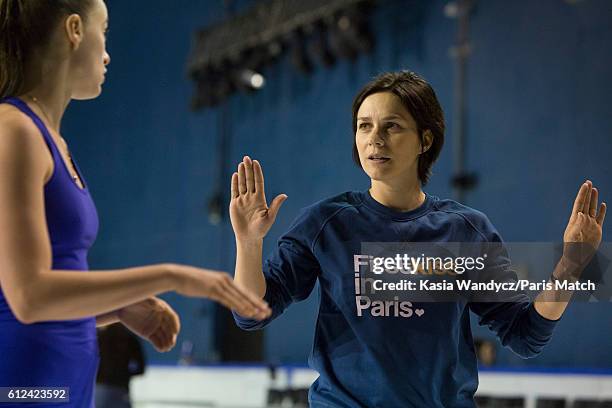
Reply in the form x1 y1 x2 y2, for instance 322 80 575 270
357 114 406 121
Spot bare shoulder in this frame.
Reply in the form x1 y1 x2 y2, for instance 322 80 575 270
0 103 44 146
0 104 53 180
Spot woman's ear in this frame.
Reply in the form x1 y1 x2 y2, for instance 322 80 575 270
64 14 84 51
421 130 433 154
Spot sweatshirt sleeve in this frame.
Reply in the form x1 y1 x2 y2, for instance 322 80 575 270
233 207 322 331
466 213 560 358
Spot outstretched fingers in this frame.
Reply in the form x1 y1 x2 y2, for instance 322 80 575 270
224 279 271 320
218 290 251 316
231 172 239 199
235 156 260 196
581 181 593 214
572 181 590 216
253 160 265 198
596 202 607 226
268 194 288 221
210 275 270 319
244 156 256 193
575 181 606 225
238 162 247 195
589 187 598 218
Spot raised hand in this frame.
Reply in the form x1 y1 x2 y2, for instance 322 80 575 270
562 180 606 273
564 180 606 246
118 297 180 352
230 156 287 241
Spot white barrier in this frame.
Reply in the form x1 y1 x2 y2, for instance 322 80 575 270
130 366 612 408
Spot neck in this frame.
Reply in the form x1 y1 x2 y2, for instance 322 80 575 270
369 178 425 212
18 53 73 133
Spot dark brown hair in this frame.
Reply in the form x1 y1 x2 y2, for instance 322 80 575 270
0 0 95 98
351 71 445 186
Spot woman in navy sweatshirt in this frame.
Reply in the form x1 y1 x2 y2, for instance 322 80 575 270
229 71 606 407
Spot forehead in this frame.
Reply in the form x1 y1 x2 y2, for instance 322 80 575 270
88 0 108 22
357 92 411 119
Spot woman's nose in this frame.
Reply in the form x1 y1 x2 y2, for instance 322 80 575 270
368 125 385 146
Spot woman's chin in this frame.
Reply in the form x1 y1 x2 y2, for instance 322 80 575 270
72 86 103 101
365 170 390 182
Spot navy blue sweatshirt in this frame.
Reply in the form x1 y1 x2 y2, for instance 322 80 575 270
234 191 559 407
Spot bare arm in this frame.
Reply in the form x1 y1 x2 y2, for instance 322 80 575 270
96 311 120 327
533 257 577 320
23 264 176 323
235 240 266 298
0 116 270 324
534 180 606 320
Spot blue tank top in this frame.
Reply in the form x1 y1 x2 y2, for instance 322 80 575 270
0 97 100 408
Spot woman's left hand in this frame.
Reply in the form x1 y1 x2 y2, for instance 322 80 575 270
117 297 181 352
562 180 606 269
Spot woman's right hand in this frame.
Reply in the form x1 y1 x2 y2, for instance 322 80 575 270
229 156 287 241
171 264 271 320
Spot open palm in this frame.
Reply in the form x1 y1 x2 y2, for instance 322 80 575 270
563 180 606 269
230 156 287 240
564 181 606 245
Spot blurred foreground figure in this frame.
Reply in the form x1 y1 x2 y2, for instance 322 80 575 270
96 324 145 408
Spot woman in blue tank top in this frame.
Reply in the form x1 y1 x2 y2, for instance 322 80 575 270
0 1 270 407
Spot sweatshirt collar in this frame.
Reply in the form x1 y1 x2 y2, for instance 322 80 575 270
361 190 435 220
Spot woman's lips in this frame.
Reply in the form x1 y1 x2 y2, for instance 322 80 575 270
369 157 390 164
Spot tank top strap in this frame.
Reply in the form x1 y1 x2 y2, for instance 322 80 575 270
0 96 62 162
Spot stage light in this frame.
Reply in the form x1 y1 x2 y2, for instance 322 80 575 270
188 0 377 109
236 69 266 90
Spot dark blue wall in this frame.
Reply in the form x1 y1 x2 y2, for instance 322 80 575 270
64 0 612 367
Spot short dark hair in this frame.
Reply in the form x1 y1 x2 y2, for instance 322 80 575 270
0 0 96 98
351 71 445 186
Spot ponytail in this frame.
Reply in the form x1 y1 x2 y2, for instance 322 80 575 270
0 0 26 98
